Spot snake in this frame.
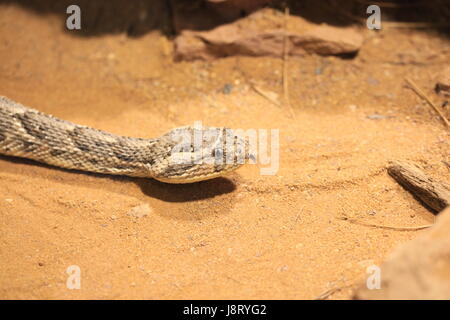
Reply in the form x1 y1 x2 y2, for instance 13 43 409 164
0 96 252 183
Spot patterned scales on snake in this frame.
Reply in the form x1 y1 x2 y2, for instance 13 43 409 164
0 96 252 183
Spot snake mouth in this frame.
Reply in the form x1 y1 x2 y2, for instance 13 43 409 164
153 166 242 184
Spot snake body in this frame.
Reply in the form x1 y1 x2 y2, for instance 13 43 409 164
0 96 249 183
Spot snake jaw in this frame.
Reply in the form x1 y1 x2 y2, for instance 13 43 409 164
152 165 243 184
151 126 253 183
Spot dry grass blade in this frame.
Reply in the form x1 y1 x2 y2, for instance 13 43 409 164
405 78 450 128
250 82 281 107
338 216 433 231
315 284 353 300
283 5 296 120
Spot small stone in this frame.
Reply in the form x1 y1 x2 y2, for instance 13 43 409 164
126 204 152 218
357 259 375 269
278 265 289 272
5 198 13 203
314 67 323 75
367 77 380 86
222 83 233 94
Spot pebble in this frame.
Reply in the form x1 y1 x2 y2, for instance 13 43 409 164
126 204 152 218
366 114 392 120
358 259 375 269
367 77 380 86
222 83 233 94
277 265 289 272
295 243 304 249
314 67 323 75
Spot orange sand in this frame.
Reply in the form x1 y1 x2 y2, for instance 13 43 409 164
0 4 449 299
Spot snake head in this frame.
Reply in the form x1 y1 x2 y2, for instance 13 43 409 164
153 126 254 183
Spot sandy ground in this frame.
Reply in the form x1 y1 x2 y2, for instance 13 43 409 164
0 4 449 299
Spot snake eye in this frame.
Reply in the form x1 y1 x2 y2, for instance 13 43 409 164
212 148 222 158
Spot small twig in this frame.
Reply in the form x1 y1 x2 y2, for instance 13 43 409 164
283 5 296 120
405 78 450 128
315 284 353 300
250 82 281 107
443 161 450 171
237 57 282 108
338 216 433 231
